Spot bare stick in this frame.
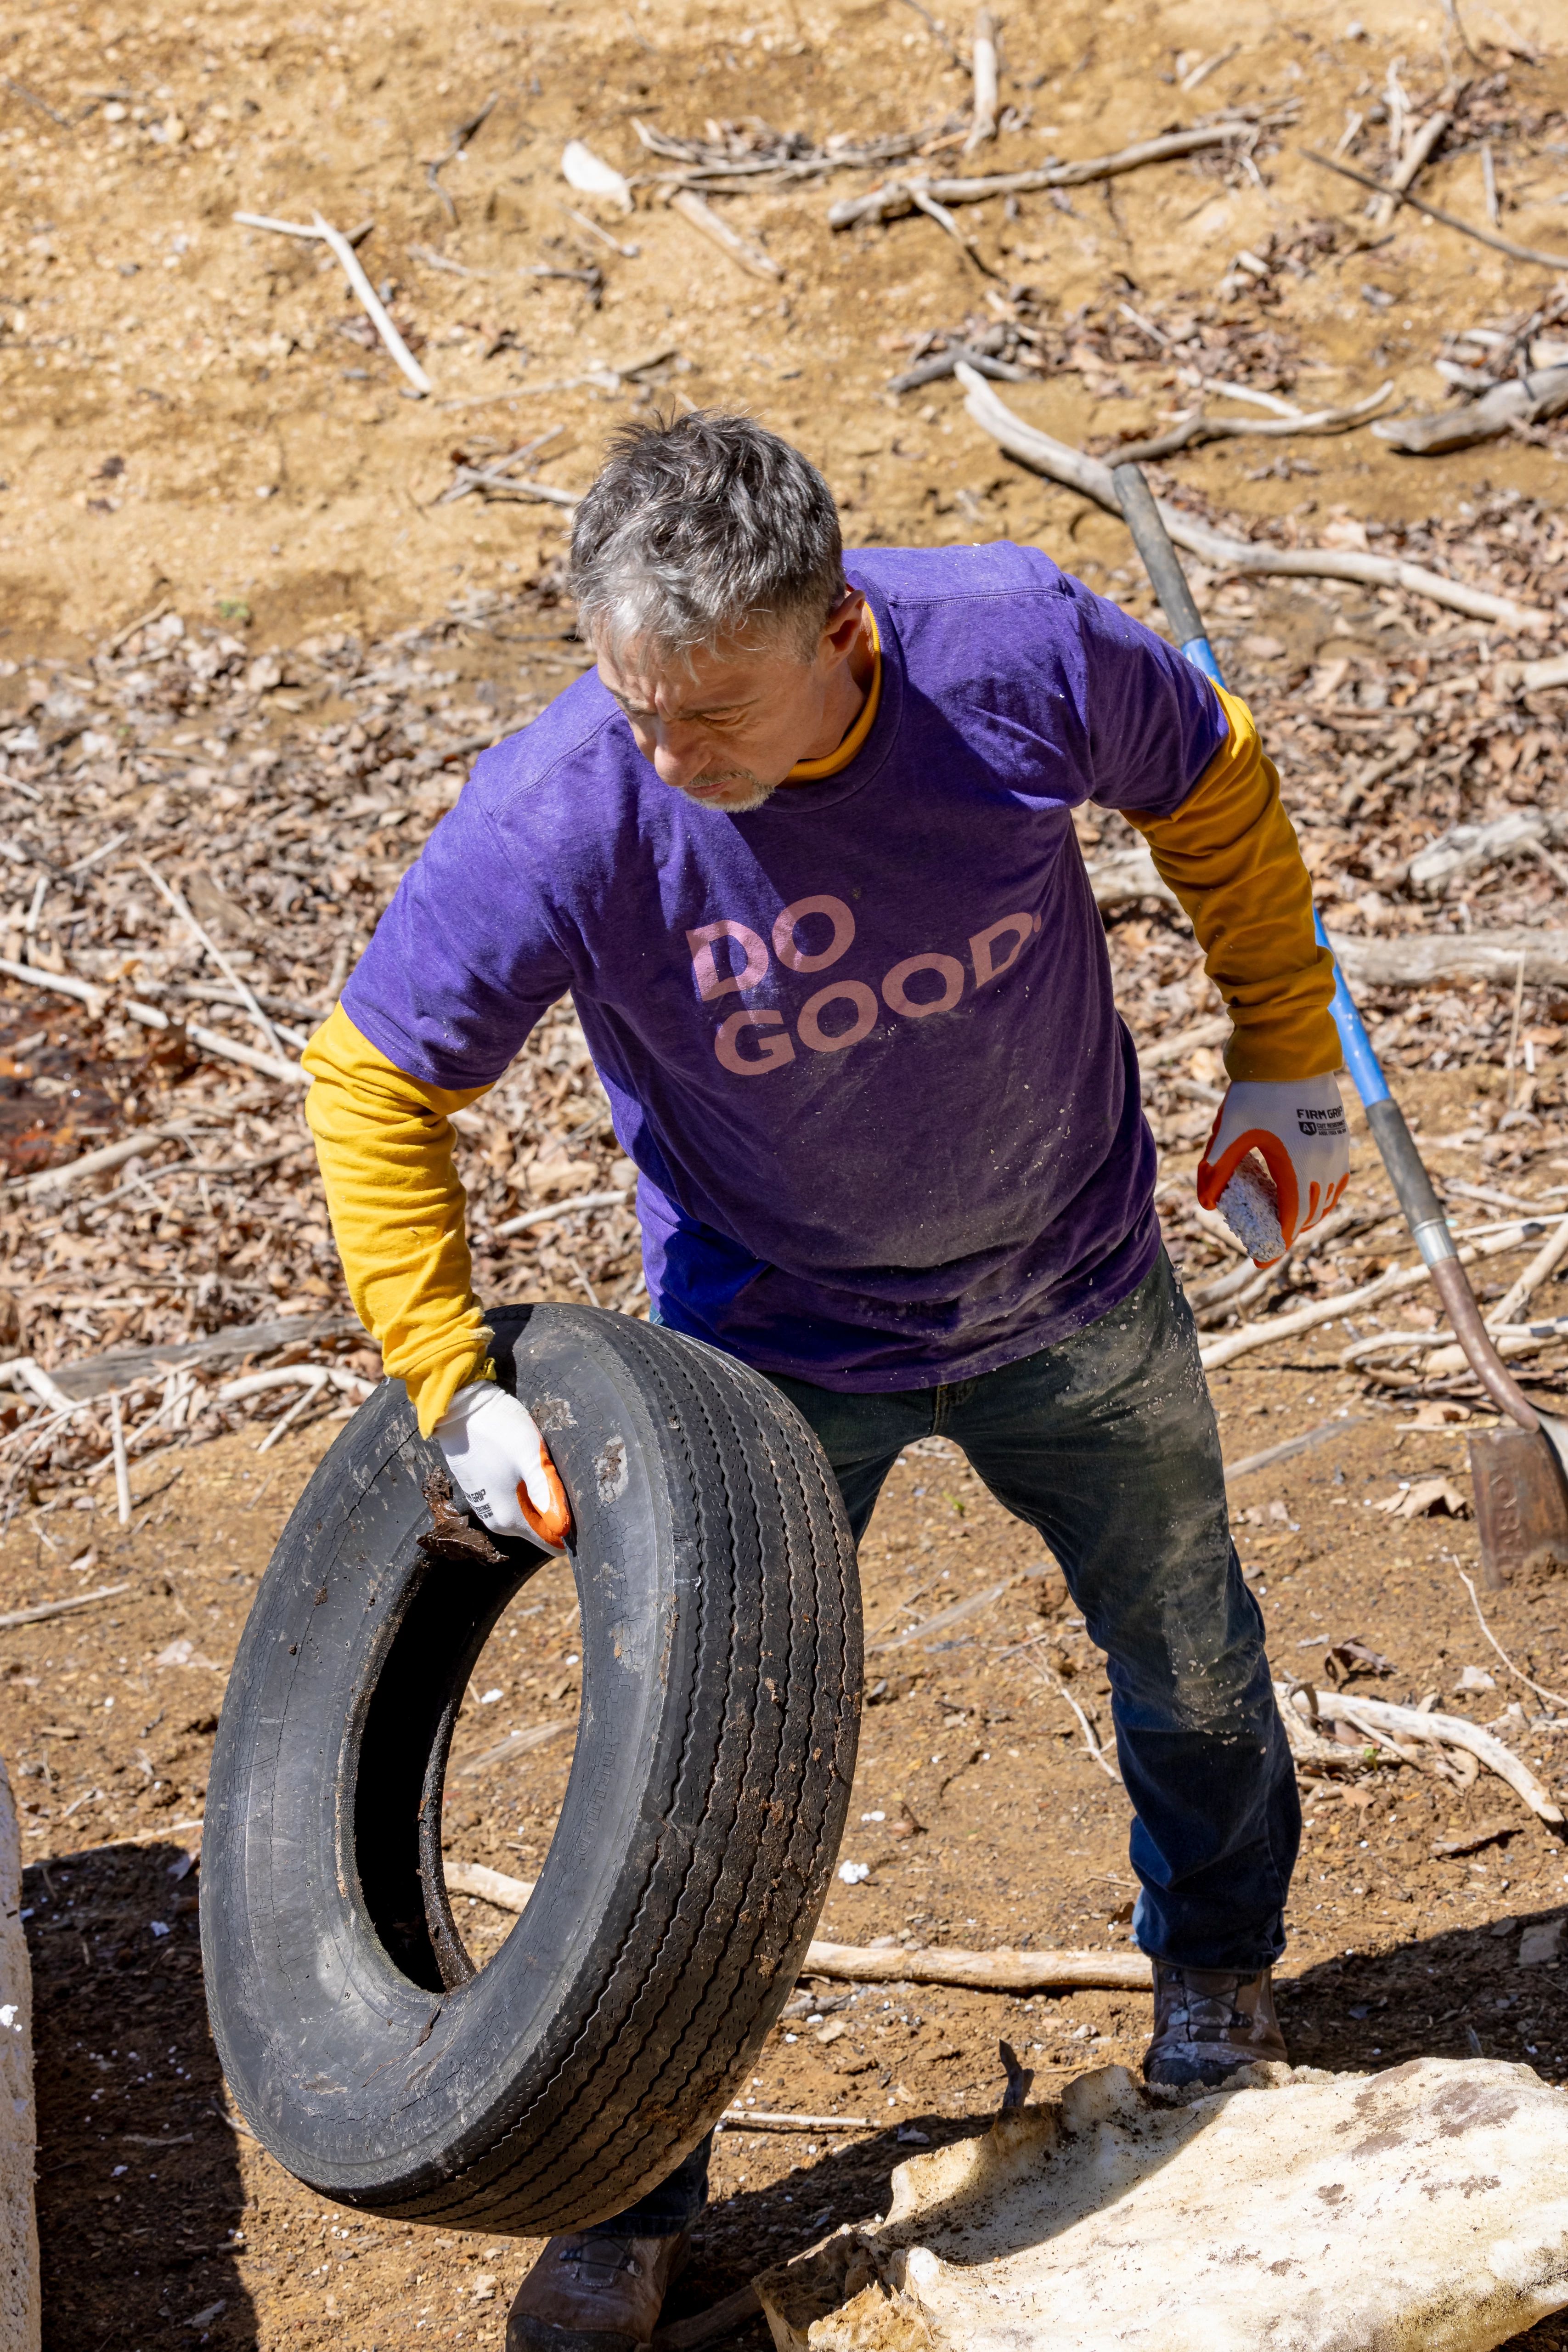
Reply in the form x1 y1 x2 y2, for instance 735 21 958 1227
801 1939 1150 1991
1111 384 1392 465
232 211 434 394
829 125 1245 228
495 1188 629 1238
1039 1662 1121 1782
558 203 640 259
1488 1210 1568 1329
1299 1685 1563 1825
1303 148 1568 270
964 8 998 154
1328 928 1568 988
137 856 288 1063
1367 106 1455 232
668 188 783 280
110 1392 131 1527
0 1583 131 1632
953 364 1550 633
1199 1220 1542 1372
1457 1568 1568 1710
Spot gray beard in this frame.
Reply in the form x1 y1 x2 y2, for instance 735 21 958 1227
684 772 778 813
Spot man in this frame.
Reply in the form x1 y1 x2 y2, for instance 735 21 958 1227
304 412 1348 2350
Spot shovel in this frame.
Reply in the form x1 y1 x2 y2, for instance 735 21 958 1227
1111 458 1568 1588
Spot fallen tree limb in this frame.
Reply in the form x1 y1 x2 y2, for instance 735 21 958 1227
233 210 434 394
46 1312 360 1403
442 1863 1154 1988
1114 382 1392 466
1373 362 1568 455
0 1582 131 1632
1304 147 1568 272
801 1940 1151 1991
829 125 1246 227
953 364 1551 632
1304 1686 1564 1826
0 955 308 1083
1199 1220 1539 1372
1365 104 1456 233
1325 927 1568 989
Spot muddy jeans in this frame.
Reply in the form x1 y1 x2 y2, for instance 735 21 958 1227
591 1251 1298 2237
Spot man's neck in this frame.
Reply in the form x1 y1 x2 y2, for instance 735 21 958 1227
785 611 878 780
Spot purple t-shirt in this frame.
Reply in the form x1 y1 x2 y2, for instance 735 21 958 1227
344 542 1226 1390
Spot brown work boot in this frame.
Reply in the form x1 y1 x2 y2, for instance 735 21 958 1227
1143 1962 1288 2089
506 2228 690 2352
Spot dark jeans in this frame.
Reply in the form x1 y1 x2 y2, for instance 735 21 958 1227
590 1251 1298 2237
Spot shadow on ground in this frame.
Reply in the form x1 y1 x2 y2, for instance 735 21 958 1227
28 1837 255 2352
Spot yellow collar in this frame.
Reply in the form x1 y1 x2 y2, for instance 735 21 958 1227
786 608 882 782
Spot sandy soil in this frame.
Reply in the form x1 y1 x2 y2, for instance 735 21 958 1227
3 0 1568 2343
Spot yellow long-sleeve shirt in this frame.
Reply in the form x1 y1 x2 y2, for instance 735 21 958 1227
304 671 1334 1435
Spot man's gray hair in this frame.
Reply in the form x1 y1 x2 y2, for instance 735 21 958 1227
569 411 848 667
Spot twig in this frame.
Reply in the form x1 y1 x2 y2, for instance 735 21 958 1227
1488 1210 1568 1329
953 364 1551 633
558 203 640 259
1328 928 1568 988
232 211 434 395
110 1393 130 1527
1303 148 1568 271
909 183 1005 278
828 125 1247 229
495 1188 629 1238
1111 383 1393 466
668 188 784 280
1039 1662 1121 1781
1457 1568 1568 1711
1299 1684 1563 1825
105 599 171 655
1199 1220 1540 1372
964 8 998 154
137 856 288 1063
0 1583 131 1632
893 0 970 72
801 1939 1150 1990
1367 106 1456 232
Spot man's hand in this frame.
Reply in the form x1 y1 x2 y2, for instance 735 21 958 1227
1196 1076 1349 1267
436 1381 574 1550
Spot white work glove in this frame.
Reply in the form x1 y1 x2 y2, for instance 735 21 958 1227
1196 1076 1349 1268
435 1380 573 1551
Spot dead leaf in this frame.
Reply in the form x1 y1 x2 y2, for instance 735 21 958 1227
1376 1477 1469 1521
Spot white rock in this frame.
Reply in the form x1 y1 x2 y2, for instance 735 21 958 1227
757 2058 1568 2352
560 141 632 212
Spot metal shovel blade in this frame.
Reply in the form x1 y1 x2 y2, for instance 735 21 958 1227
1468 1415 1568 1587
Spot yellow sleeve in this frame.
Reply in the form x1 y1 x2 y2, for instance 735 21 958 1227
1121 683 1338 1082
302 1001 494 1438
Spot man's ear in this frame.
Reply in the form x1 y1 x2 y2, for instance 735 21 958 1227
819 591 866 664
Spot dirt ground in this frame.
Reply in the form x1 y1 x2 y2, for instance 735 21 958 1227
4 0 1568 2343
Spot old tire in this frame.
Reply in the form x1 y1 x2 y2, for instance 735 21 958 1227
200 1304 860 2232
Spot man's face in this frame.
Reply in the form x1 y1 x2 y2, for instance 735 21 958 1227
595 593 868 813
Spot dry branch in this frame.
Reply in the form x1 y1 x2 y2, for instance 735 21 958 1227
1198 1220 1541 1372
828 125 1247 228
1325 928 1568 989
668 189 783 280
1304 148 1568 271
1373 363 1568 455
1114 383 1392 466
953 365 1551 631
1366 106 1456 232
441 1862 1151 1988
0 1583 131 1632
232 210 433 394
1304 1687 1563 1826
802 1940 1151 1991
